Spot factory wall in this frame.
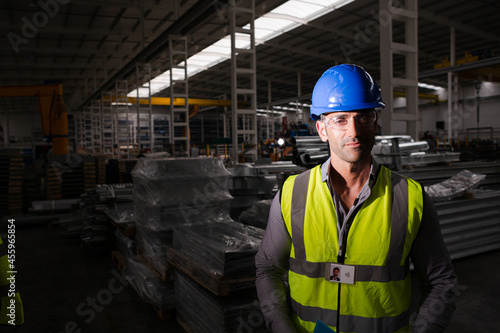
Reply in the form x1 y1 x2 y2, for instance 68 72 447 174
387 81 500 140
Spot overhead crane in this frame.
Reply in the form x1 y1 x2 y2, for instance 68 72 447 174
0 84 69 155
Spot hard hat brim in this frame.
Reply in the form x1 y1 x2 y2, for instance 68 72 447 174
310 102 385 120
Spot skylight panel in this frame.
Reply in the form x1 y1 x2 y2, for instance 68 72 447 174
128 0 354 97
271 0 325 20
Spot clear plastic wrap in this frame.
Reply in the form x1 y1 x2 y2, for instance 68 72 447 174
114 229 136 257
425 169 486 202
174 271 269 333
238 199 273 229
171 220 264 276
134 198 232 231
131 157 233 207
135 224 171 275
104 202 135 224
124 255 174 309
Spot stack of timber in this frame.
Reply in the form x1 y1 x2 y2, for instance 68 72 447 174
44 154 97 200
0 149 24 215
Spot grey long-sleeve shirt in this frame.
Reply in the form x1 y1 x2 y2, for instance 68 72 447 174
255 158 457 333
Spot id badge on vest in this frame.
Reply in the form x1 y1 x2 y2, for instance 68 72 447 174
325 263 356 284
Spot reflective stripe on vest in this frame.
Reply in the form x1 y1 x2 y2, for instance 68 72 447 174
281 164 423 333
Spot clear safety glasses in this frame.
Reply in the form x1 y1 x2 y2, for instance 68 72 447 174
322 111 377 131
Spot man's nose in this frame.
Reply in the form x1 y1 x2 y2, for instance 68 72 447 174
346 118 359 137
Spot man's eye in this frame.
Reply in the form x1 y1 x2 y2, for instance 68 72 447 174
333 119 347 125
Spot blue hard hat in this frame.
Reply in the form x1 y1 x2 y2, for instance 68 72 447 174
310 64 385 120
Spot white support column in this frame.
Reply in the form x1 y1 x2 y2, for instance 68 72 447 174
115 80 134 159
230 0 257 162
379 0 419 140
135 62 153 153
101 91 114 155
448 27 456 140
168 35 189 157
91 100 102 153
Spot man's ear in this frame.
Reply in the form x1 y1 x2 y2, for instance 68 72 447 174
316 120 329 142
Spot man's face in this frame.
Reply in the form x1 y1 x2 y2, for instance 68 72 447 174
333 269 339 277
316 110 377 164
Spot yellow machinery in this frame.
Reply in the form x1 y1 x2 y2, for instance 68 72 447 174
0 84 69 155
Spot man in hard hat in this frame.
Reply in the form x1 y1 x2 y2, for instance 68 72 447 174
255 64 457 333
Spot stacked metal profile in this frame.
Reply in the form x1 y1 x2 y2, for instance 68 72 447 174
290 136 329 168
58 183 134 249
226 163 275 218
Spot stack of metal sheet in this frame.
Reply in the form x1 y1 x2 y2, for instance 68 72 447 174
436 189 500 260
171 220 264 277
174 271 268 333
125 255 174 310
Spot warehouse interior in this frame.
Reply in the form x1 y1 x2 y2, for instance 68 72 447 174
1 0 500 332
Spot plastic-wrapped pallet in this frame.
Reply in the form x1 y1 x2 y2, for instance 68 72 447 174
114 229 136 257
125 255 174 310
131 157 233 210
131 157 233 275
238 199 273 229
174 271 269 333
171 220 264 277
425 169 486 202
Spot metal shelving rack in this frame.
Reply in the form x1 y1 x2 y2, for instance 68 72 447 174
114 80 135 159
168 36 189 156
135 63 153 153
101 91 115 156
230 0 257 162
90 100 102 153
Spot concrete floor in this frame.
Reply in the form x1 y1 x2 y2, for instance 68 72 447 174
3 221 500 333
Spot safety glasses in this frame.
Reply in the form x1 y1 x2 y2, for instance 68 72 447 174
322 111 376 131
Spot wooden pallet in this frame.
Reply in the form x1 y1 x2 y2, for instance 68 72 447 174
137 248 173 282
176 314 194 333
111 250 126 275
109 219 136 237
151 304 174 320
167 247 256 296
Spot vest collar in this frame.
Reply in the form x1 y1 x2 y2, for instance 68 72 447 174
321 156 380 188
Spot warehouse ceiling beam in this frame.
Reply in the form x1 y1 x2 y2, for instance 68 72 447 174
419 9 500 43
78 0 227 111
419 56 500 79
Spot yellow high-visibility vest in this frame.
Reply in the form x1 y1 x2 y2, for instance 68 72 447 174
281 164 423 333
